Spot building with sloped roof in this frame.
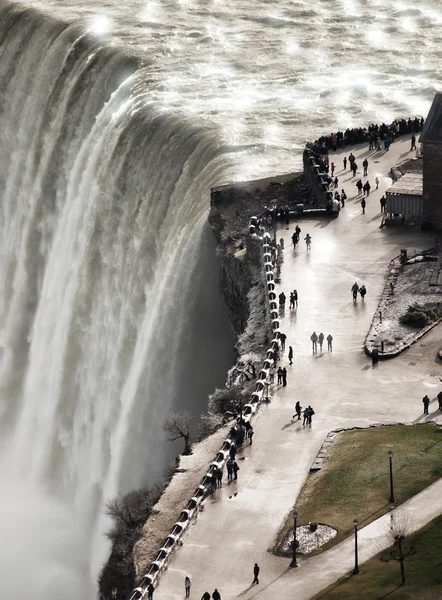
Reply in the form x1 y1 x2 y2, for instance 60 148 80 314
420 92 442 228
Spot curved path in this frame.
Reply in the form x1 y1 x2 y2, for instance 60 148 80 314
158 136 442 599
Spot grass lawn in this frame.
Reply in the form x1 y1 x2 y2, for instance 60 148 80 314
273 424 442 555
311 514 442 599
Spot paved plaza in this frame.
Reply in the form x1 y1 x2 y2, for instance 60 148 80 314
157 136 442 599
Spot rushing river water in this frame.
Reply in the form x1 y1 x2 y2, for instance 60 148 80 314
0 0 441 597
19 0 442 179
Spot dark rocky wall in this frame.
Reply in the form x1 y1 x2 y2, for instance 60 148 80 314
423 142 442 228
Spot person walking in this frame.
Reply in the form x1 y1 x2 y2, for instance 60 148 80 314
311 331 318 353
411 133 416 151
229 443 236 460
327 334 333 351
330 161 335 177
318 332 324 351
352 161 358 177
362 158 368 176
279 292 286 310
351 282 359 301
304 233 311 250
423 395 430 415
233 461 240 480
247 425 254 445
343 156 347 170
348 152 355 170
380 195 387 213
279 332 287 351
226 458 234 482
201 593 210 600
302 407 310 426
361 197 366 214
282 367 287 387
365 181 371 196
438 391 442 411
269 365 275 384
356 179 363 195
359 284 367 300
212 591 221 600
216 467 223 488
293 289 298 307
293 401 302 421
341 189 347 207
288 346 293 365
185 577 192 598
147 583 155 600
375 176 379 190
252 563 260 585
307 405 315 424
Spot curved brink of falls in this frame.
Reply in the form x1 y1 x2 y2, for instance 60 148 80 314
0 3 234 597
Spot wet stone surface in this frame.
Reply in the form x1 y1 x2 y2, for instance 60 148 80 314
279 524 338 555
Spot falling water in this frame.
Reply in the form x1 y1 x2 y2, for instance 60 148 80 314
0 3 234 596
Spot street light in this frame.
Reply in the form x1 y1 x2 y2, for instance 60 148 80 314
353 519 360 575
290 510 299 567
271 201 277 245
388 450 395 504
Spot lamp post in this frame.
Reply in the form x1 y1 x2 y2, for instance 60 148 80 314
388 450 395 504
272 202 277 245
353 519 360 575
290 510 299 567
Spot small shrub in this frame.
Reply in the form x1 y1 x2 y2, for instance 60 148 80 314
400 303 442 327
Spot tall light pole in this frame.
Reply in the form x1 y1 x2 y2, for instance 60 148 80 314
290 510 299 567
389 450 395 504
272 201 277 245
353 519 360 575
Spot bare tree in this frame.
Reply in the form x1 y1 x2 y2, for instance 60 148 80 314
382 514 416 585
163 410 192 454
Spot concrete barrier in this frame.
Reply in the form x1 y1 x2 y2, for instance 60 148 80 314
128 221 277 599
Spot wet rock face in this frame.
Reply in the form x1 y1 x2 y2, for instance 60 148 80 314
279 524 338 555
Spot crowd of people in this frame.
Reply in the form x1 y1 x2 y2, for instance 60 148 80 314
309 116 425 155
303 116 424 216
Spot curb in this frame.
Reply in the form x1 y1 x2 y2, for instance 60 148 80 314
364 263 442 359
309 421 437 473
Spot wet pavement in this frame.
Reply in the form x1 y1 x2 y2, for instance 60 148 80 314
157 136 442 600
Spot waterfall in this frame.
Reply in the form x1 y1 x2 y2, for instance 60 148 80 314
0 3 234 597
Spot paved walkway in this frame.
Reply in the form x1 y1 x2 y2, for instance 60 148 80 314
157 136 442 600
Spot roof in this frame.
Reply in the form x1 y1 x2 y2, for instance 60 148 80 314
420 93 442 143
386 173 423 197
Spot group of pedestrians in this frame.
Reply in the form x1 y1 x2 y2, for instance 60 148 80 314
277 366 288 386
289 290 298 309
185 563 262 598
422 391 442 415
422 392 442 416
292 401 315 426
310 331 333 353
351 282 367 302
201 589 221 600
